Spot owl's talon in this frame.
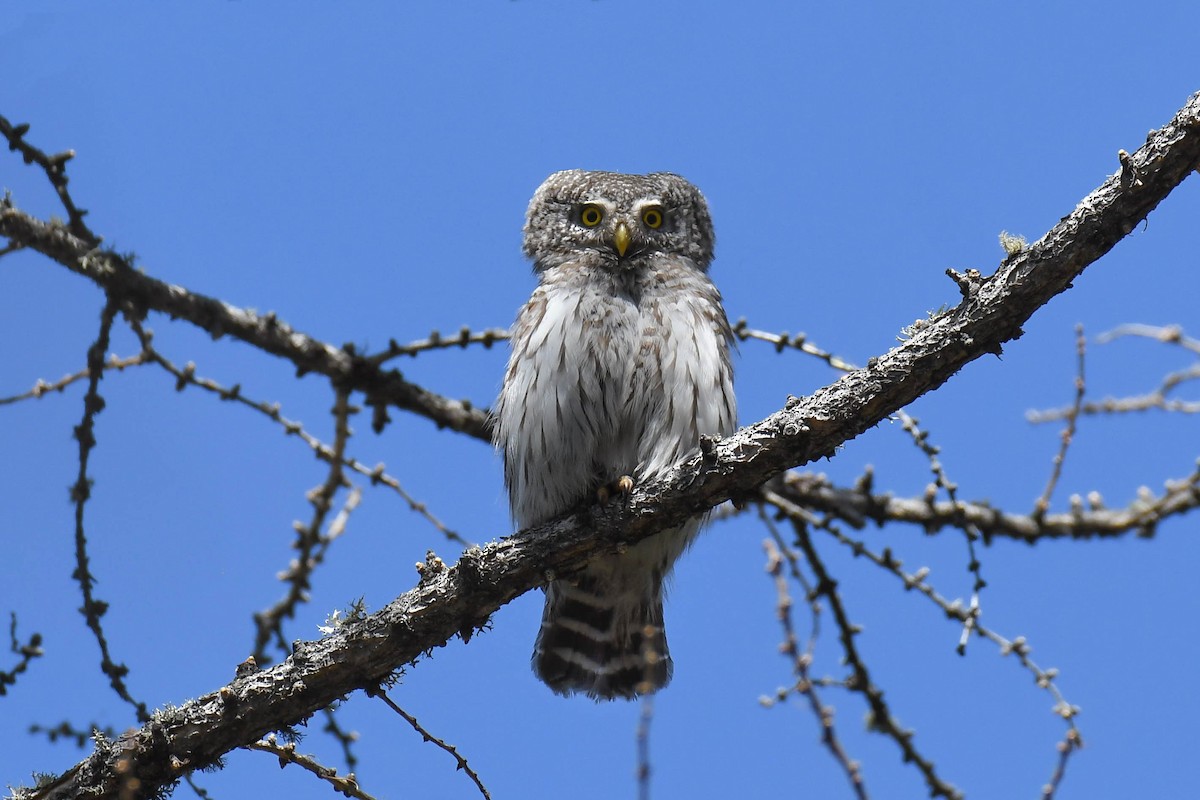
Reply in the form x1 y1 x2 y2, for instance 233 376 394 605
596 475 636 504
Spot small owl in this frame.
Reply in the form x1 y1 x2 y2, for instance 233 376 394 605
494 170 736 700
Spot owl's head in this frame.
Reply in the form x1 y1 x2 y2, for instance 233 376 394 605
523 170 715 273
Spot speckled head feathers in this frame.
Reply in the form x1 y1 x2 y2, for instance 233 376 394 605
523 170 715 272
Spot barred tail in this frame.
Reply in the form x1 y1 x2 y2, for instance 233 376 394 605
533 567 671 700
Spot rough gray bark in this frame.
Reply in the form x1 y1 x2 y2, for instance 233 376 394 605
8 92 1200 800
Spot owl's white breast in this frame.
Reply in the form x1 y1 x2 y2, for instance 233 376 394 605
496 263 641 527
628 257 737 479
496 257 736 530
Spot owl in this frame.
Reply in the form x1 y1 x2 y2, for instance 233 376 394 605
494 170 737 700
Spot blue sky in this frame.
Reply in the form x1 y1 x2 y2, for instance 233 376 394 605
3 4 1199 799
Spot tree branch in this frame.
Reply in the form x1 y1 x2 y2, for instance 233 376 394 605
13 92 1200 800
770 465 1200 542
0 200 492 441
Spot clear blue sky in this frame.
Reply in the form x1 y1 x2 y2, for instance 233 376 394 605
4 4 1199 799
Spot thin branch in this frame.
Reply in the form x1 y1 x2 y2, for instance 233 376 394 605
0 115 96 243
1041 728 1084 800
734 282 993 646
1029 323 1200 422
0 193 491 440
755 504 822 707
320 706 361 774
128 321 468 546
1096 322 1200 355
182 774 213 799
765 489 1081 714
762 538 867 799
893 411 986 652
13 90 1200 800
70 295 149 722
731 319 858 371
1029 393 1200 420
0 354 148 406
0 238 27 258
1 613 44 697
376 691 491 800
245 735 378 800
771 466 1200 543
123 318 391 664
1033 325 1087 518
253 387 359 664
28 721 116 749
784 514 960 798
366 326 511 366
762 488 1082 790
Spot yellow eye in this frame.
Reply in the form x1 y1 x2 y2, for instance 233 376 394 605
580 204 604 227
641 206 664 229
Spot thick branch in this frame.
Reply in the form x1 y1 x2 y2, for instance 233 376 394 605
772 467 1200 542
15 93 1200 800
0 203 492 440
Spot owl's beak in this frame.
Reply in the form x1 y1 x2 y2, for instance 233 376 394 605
613 222 631 257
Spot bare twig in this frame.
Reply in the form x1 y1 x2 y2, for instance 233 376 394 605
28 721 115 749
762 489 1082 794
366 326 510 366
0 114 96 243
1096 323 1200 355
128 321 468 546
1 613 44 696
1041 728 1084 800
182 774 213 799
1028 392 1200 420
782 512 961 798
253 388 359 664
893 411 986 652
731 320 858 372
0 354 148 406
321 706 361 773
1033 325 1088 518
736 303 994 646
1029 323 1200 422
376 691 491 800
762 538 867 799
246 734 378 800
70 295 149 721
756 503 817 635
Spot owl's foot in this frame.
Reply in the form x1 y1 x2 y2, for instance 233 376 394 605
596 475 635 503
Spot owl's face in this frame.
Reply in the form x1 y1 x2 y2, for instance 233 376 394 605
523 170 715 273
